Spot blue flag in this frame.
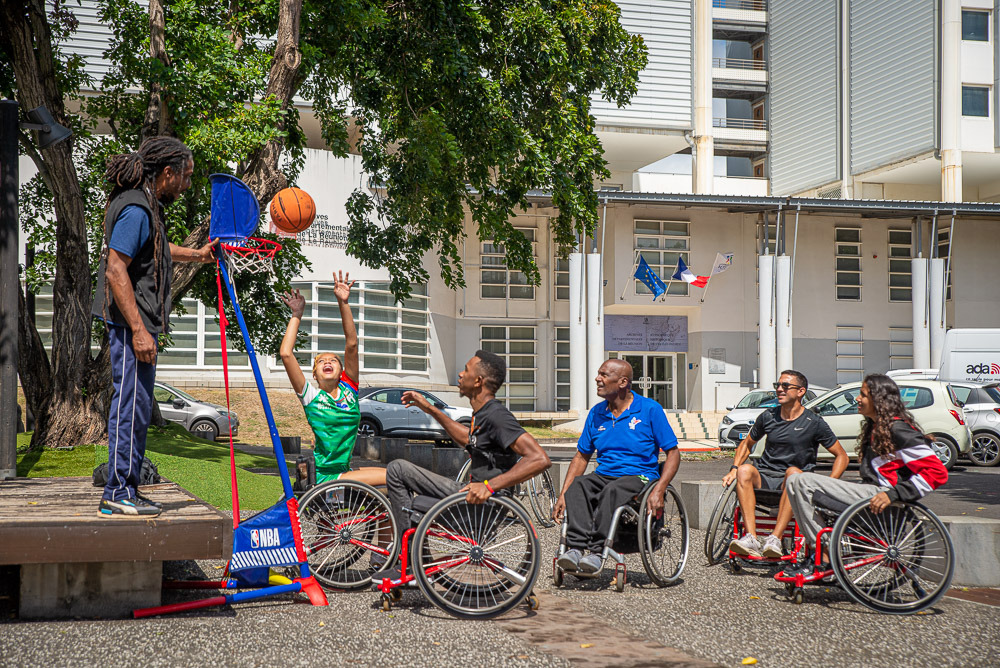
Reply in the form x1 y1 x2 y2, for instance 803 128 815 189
634 256 666 300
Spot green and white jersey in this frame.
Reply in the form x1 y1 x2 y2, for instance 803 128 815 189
298 373 360 482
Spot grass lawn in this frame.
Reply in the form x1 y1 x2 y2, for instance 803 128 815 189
16 424 288 511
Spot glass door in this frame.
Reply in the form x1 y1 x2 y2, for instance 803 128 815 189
614 353 683 410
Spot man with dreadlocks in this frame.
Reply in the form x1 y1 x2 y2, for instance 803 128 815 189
92 136 217 516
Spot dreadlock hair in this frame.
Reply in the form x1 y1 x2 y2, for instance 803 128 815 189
103 137 193 329
858 373 927 458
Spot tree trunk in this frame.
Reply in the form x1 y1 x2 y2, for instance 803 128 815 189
3 0 105 450
141 0 172 141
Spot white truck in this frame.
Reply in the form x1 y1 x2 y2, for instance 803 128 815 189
937 328 1000 383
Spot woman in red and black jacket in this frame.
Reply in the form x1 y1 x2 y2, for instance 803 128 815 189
785 373 948 568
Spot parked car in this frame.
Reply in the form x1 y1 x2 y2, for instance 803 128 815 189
718 387 820 449
153 382 239 441
796 379 971 470
358 387 473 442
887 370 1000 467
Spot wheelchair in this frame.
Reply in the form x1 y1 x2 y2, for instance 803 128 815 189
374 491 541 619
774 492 955 615
552 482 689 591
704 482 803 573
455 457 557 528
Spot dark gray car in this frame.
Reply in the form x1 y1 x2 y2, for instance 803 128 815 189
949 383 1000 467
154 382 239 441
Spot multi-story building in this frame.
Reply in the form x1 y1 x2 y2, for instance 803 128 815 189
23 1 1000 420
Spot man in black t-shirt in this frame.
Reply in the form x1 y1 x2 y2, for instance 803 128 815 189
723 370 848 558
385 350 550 531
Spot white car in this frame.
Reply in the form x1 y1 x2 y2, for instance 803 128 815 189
718 388 820 449
805 379 971 470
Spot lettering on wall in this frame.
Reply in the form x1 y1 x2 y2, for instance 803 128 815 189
274 214 350 249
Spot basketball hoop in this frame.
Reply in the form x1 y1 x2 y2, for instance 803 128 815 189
219 237 282 275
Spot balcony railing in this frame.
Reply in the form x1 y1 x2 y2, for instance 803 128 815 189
713 0 767 10
713 117 767 130
712 57 767 70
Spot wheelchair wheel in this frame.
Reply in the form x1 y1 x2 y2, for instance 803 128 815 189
830 499 954 615
297 480 399 590
412 493 541 620
704 483 738 565
454 458 472 485
638 485 689 586
526 469 557 528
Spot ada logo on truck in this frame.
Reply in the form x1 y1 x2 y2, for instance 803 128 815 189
250 528 281 549
965 363 1000 375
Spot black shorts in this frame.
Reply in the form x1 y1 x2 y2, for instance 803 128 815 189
754 466 785 492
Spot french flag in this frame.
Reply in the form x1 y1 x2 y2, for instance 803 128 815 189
671 258 709 288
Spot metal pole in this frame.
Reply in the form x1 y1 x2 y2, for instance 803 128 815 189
1 100 19 479
787 204 800 325
943 209 956 326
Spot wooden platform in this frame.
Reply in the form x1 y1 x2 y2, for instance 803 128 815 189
0 477 232 565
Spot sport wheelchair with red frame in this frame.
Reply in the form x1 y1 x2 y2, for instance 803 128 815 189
296 480 541 619
552 482 689 591
704 483 803 573
774 491 954 614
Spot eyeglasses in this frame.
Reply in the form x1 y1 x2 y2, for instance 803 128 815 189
773 382 804 391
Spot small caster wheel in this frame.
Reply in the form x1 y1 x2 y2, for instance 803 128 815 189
389 589 402 602
792 588 804 605
527 595 540 611
381 594 392 612
729 558 743 574
784 582 795 596
552 565 564 587
614 572 626 592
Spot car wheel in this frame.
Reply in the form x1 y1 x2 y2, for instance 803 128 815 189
190 419 219 441
358 418 380 438
929 435 958 471
969 432 1000 467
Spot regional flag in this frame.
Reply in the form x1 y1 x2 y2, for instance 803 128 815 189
671 257 709 288
711 252 735 275
634 256 666 300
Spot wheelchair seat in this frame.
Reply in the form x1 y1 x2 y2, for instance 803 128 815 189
754 488 783 511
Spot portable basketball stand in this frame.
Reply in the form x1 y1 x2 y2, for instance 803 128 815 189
134 175 327 617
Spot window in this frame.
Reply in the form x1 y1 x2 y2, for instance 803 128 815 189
962 86 989 117
481 325 536 411
481 228 536 300
962 10 989 41
898 386 934 410
836 326 864 384
370 389 404 405
889 327 913 371
887 229 912 302
554 257 570 301
835 228 862 301
554 327 570 410
950 385 974 406
814 389 860 417
937 228 953 300
634 220 690 297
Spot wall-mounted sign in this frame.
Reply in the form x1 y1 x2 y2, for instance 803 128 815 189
708 347 726 374
273 213 350 249
605 315 688 352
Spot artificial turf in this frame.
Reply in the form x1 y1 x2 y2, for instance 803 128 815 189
15 424 290 510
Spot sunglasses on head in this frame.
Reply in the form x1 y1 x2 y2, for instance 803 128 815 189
773 382 803 391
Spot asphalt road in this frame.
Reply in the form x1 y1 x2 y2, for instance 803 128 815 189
1 453 997 667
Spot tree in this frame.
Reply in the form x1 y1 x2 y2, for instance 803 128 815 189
1 0 645 450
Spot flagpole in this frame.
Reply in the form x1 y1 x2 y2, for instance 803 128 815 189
620 248 641 301
699 273 714 304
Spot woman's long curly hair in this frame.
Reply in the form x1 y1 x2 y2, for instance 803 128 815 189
858 373 927 458
102 137 192 329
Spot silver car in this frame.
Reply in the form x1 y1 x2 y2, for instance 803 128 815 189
949 383 1000 467
154 382 239 441
358 387 473 442
718 388 819 449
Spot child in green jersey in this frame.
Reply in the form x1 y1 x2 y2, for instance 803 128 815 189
279 271 386 486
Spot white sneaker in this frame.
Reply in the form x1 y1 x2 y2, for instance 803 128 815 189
761 534 783 559
729 533 762 557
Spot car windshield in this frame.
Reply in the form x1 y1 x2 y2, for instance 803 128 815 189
985 387 1000 404
736 391 777 409
160 383 199 403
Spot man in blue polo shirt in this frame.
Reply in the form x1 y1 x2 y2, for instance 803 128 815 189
553 358 680 574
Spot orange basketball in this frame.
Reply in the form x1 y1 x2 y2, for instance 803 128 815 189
269 187 316 234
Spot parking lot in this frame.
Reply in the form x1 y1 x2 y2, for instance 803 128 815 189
1 455 997 668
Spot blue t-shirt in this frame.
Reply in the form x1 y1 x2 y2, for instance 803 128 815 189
577 393 678 479
108 205 150 258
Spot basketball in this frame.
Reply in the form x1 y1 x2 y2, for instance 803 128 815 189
269 187 316 234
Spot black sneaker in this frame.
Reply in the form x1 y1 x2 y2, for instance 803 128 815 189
136 492 162 509
99 497 162 517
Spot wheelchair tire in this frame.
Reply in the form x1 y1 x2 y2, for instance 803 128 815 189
297 480 399 590
526 469 557 529
638 485 689 587
412 493 541 620
704 483 738 565
454 458 472 485
830 499 954 615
